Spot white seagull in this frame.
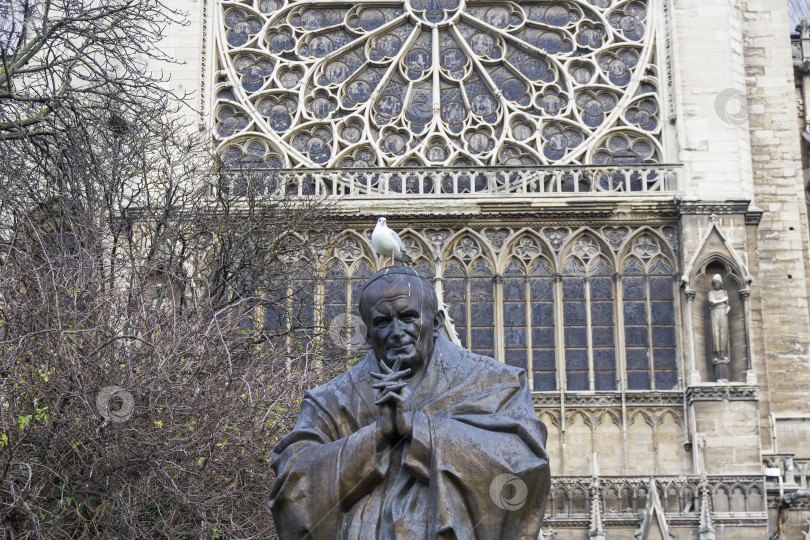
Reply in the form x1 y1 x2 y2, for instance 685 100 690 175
372 217 413 266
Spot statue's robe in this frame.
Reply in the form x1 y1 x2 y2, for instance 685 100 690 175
269 335 551 540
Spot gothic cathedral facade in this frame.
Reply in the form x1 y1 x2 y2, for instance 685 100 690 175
162 0 810 536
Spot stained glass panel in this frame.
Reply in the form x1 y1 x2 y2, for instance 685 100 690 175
590 258 615 390
469 258 494 358
216 0 663 167
563 254 588 390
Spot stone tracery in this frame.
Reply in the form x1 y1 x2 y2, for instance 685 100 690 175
215 0 664 167
282 224 678 390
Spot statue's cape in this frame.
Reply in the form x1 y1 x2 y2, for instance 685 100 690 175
269 335 551 540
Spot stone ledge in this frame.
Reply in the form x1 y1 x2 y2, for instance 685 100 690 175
686 384 759 403
533 391 684 408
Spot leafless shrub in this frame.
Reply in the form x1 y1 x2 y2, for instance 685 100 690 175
0 1 349 537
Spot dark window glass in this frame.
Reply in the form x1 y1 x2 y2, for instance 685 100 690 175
471 296 494 325
594 370 616 391
530 278 553 300
533 348 556 370
621 256 678 390
265 306 285 329
469 259 494 355
323 260 349 359
563 301 586 324
650 301 674 324
565 348 588 369
566 370 588 391
590 302 614 324
532 302 555 325
654 369 678 389
590 276 613 299
626 347 650 369
627 370 651 390
649 276 673 299
592 326 615 346
623 301 647 324
455 328 467 346
653 347 677 368
444 276 467 325
504 302 526 325
563 278 585 299
623 276 645 299
652 326 676 346
532 326 555 346
471 327 495 348
534 372 556 391
593 347 615 368
625 326 649 347
414 258 436 279
505 348 527 370
504 278 525 300
565 326 588 347
350 260 372 303
325 280 346 303
505 326 526 347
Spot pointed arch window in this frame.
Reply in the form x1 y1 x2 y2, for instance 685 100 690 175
502 238 556 390
398 233 436 279
443 235 495 359
262 253 319 368
621 238 677 390
263 252 313 333
297 235 374 362
562 236 617 391
321 257 372 361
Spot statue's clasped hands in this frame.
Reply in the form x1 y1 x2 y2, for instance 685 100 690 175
370 359 415 441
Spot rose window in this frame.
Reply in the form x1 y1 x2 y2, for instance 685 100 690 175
215 0 664 167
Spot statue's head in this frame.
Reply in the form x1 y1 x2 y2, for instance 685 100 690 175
711 274 723 290
359 266 445 376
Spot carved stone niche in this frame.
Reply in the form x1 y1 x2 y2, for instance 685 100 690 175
681 217 755 386
692 261 747 383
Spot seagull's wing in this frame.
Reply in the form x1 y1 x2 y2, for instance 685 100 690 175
387 228 408 253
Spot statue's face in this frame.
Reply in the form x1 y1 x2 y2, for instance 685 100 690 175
712 280 722 290
361 278 444 376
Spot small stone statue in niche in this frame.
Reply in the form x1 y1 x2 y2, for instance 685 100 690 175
707 274 731 382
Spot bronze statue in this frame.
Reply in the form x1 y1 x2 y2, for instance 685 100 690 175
270 266 551 539
708 274 730 382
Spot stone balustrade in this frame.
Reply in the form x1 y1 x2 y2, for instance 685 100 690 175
217 165 682 199
763 452 810 490
546 475 765 518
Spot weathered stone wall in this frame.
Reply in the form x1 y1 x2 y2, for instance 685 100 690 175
669 0 754 198
740 0 810 424
150 0 208 128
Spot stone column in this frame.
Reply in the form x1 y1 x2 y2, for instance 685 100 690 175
493 273 504 364
683 288 700 385
553 273 565 392
739 287 757 385
584 275 594 391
